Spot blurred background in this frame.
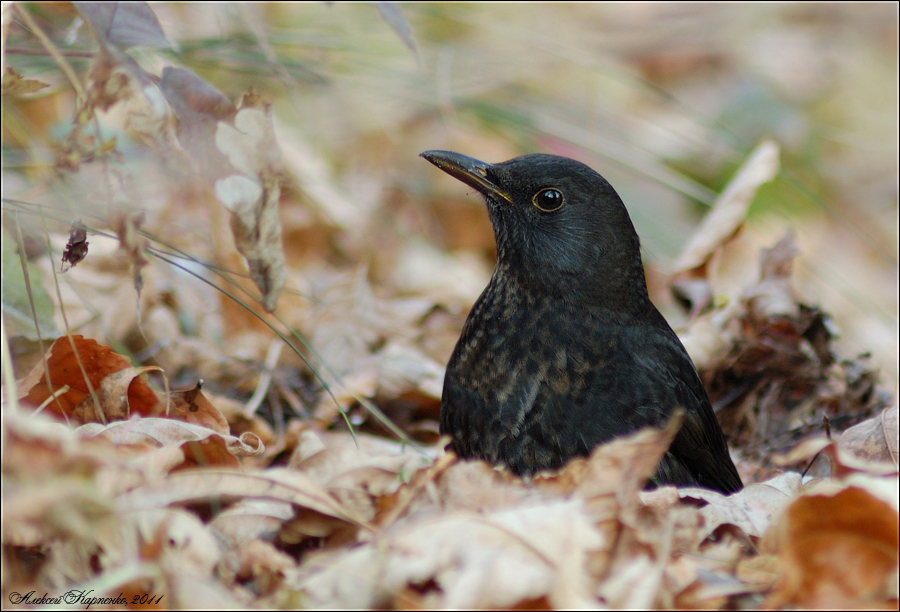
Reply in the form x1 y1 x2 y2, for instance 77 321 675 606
3 3 897 398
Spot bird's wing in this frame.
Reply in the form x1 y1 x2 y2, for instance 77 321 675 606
647 328 743 493
574 321 742 493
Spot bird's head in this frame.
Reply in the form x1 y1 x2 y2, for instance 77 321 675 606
421 150 650 307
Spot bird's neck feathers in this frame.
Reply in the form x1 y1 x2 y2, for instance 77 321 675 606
491 237 653 317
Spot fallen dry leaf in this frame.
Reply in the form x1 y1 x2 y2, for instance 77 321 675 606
840 405 899 466
677 472 802 542
170 382 231 435
11 335 163 423
774 436 898 480
673 140 780 274
289 498 604 609
214 95 286 312
763 484 899 608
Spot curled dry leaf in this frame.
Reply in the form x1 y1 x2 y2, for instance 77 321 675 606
214 96 286 312
159 69 285 311
60 218 89 272
672 140 780 275
74 365 163 423
773 436 898 480
742 230 800 321
1 67 50 96
13 335 163 423
170 382 230 435
763 484 900 608
840 405 899 466
77 418 263 474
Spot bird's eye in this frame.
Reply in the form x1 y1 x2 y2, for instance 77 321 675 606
532 188 565 212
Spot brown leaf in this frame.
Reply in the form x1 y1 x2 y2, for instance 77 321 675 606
1 67 50 96
60 219 89 272
170 382 230 435
16 335 162 423
763 485 899 607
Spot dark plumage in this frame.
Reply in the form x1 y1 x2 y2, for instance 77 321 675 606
421 150 742 494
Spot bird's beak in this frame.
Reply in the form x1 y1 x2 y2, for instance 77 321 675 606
420 150 513 204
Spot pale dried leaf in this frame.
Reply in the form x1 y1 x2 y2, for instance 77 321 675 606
1 67 50 95
159 66 235 177
78 417 261 457
209 499 295 547
673 140 780 273
376 341 444 399
676 300 741 372
774 437 898 479
840 405 899 466
115 469 366 527
597 554 660 608
390 238 492 305
230 538 297 595
679 472 802 541
130 508 220 575
291 499 603 609
214 102 286 312
743 230 800 320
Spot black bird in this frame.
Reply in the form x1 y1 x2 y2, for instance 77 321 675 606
421 150 742 494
